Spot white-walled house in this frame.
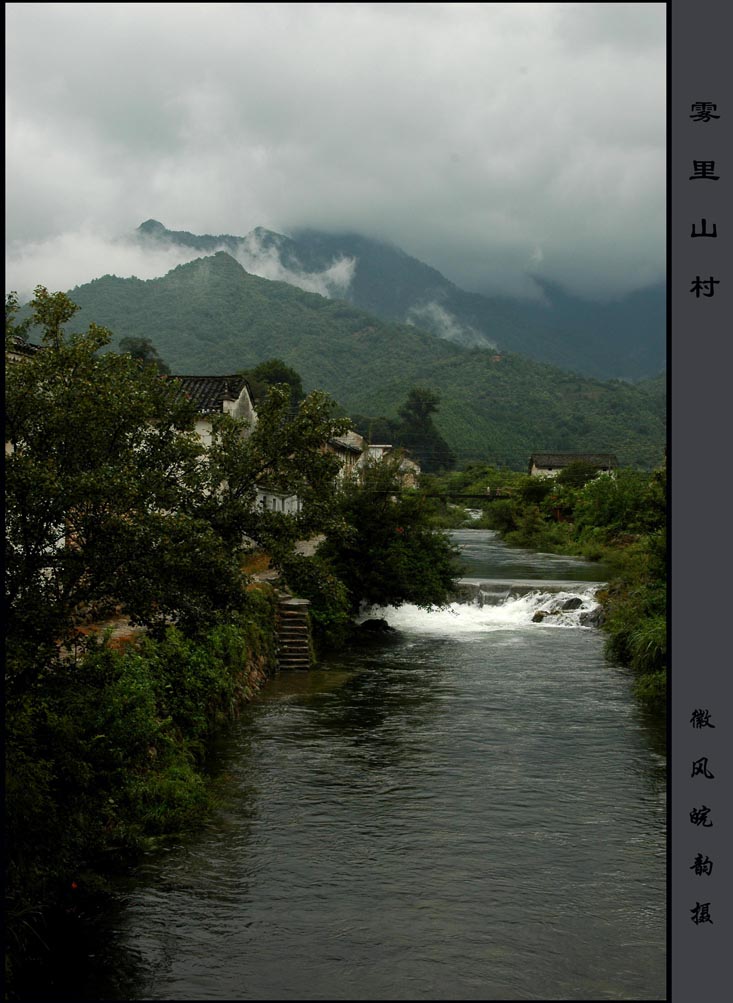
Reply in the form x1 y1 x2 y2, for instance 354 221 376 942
172 374 303 514
172 375 258 448
327 431 367 481
527 452 618 477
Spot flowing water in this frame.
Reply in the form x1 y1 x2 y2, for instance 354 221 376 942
29 530 666 1000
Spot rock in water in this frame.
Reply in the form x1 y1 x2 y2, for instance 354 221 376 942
359 618 396 633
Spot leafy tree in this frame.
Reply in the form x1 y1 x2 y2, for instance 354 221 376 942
5 288 349 678
352 387 456 473
519 475 554 504
119 335 171 374
5 290 32 341
196 384 350 561
350 413 396 445
556 460 601 489
397 385 441 425
240 357 304 405
394 386 456 473
6 289 244 672
573 469 651 541
319 456 460 611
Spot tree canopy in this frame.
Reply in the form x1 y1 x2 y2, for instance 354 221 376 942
240 357 304 405
319 456 460 611
119 335 171 374
353 385 456 473
5 288 348 678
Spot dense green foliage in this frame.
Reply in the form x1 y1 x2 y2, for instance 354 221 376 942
118 334 171 373
44 252 666 469
239 357 305 405
7 288 240 659
425 460 667 713
353 386 456 472
277 551 353 651
6 289 350 658
4 289 349 983
6 600 277 982
318 457 461 613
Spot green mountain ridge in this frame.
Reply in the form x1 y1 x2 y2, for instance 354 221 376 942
60 252 665 470
135 219 666 381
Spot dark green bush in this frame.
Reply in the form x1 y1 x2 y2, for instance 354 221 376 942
5 610 278 982
279 551 352 651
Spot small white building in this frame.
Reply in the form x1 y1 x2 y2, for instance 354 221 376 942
172 374 304 514
528 452 618 478
172 374 258 448
328 430 367 481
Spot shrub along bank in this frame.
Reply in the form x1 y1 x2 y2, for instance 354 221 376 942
5 590 279 984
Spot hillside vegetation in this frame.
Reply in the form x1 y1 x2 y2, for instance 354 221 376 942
136 219 666 380
56 253 665 469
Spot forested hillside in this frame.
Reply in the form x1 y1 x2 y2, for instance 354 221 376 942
57 253 665 469
136 220 666 380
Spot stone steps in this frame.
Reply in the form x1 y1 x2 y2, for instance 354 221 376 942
276 596 314 671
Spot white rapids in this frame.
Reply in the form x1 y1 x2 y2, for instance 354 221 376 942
363 583 603 635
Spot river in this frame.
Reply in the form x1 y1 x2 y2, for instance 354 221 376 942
28 530 667 1001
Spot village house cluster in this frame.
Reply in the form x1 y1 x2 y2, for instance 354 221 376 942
171 372 422 509
9 338 617 491
6 339 422 503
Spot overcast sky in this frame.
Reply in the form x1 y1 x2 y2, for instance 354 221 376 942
6 2 666 301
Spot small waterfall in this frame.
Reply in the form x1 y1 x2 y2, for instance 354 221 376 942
363 581 604 634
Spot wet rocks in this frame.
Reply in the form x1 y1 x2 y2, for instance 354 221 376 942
579 606 606 627
561 597 583 611
359 618 397 633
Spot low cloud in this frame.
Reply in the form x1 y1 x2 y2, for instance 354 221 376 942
6 4 665 301
5 223 358 307
5 229 202 301
407 301 495 349
234 230 356 300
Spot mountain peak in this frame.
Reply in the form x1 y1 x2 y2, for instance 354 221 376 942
137 219 166 235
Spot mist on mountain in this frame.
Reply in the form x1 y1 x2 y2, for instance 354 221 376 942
134 220 665 381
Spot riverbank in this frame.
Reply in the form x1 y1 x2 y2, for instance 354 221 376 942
6 586 280 992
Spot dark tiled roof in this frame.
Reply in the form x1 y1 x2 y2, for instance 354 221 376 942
7 336 43 357
170 375 253 415
330 431 365 454
530 452 618 468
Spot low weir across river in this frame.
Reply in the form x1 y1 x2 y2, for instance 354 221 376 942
25 530 666 1001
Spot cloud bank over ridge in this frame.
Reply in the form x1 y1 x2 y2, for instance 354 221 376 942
6 4 665 301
